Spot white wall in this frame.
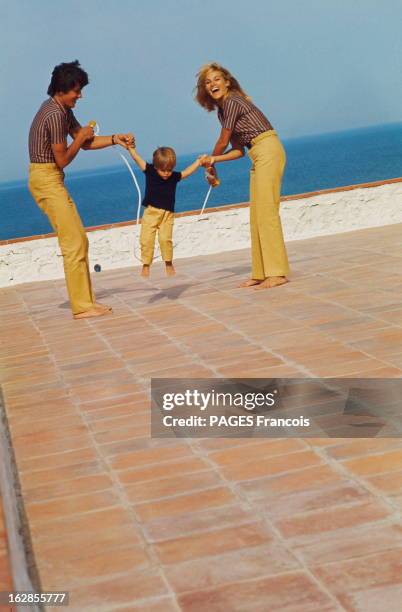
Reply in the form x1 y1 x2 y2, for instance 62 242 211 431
1 180 402 287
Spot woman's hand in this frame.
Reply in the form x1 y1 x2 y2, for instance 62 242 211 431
198 154 214 167
205 165 219 186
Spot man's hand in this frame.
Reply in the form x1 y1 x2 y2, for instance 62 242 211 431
77 125 95 142
115 133 135 148
52 125 94 168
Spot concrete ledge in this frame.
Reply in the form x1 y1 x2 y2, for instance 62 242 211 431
1 177 402 287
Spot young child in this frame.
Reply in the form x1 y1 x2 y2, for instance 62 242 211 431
127 145 202 277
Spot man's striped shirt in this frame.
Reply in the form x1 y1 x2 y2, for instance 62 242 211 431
29 98 80 163
217 93 273 148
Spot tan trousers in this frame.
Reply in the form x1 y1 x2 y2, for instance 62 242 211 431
140 205 174 265
28 163 94 315
248 131 289 279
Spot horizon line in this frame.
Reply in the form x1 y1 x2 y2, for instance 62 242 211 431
1 119 402 187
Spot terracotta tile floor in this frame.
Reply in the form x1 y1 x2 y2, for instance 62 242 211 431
1 224 402 610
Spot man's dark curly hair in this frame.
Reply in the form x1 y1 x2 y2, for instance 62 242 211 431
47 60 89 96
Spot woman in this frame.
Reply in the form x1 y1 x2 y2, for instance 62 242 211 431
195 63 289 289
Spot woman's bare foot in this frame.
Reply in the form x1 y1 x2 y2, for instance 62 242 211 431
238 278 263 288
73 308 111 320
94 302 113 312
141 265 150 278
254 276 288 290
165 262 176 276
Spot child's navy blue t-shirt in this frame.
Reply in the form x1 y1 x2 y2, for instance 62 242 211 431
142 163 182 212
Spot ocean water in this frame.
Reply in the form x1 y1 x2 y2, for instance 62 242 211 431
1 123 402 240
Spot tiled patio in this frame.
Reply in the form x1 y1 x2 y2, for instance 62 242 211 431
2 223 402 610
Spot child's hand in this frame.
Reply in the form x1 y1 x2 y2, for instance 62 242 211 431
125 133 135 148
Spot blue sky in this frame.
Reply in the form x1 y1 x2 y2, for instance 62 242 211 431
1 0 402 182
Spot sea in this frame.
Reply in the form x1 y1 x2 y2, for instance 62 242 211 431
1 123 402 241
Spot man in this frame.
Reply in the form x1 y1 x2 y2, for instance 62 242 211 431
28 60 134 319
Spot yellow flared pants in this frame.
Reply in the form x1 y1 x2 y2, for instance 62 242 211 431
248 131 289 279
140 205 174 265
28 163 94 315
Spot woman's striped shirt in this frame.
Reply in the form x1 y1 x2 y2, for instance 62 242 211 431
29 98 80 163
217 93 273 148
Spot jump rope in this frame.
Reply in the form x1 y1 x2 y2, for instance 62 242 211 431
89 121 218 263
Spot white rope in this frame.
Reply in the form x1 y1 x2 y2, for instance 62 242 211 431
116 150 143 262
200 185 213 216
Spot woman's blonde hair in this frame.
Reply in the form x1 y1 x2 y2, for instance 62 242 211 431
194 62 249 112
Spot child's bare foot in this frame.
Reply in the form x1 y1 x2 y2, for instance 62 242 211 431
238 278 263 288
254 276 288 290
141 265 150 278
165 262 176 276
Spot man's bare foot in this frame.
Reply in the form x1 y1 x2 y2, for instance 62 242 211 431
165 262 176 276
238 278 263 288
94 302 113 312
254 276 289 290
141 265 150 278
73 308 112 320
